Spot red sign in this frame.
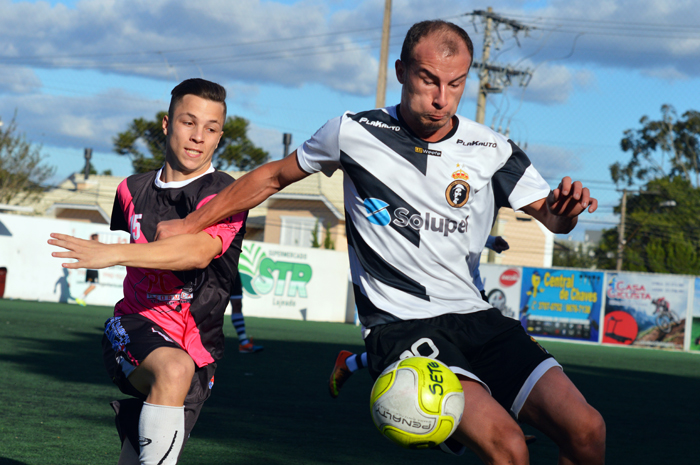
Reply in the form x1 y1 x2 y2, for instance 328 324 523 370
499 269 520 287
602 311 638 345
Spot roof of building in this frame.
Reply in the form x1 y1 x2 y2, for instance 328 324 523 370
14 168 345 224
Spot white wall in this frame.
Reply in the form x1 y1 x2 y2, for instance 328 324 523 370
0 213 129 306
0 214 352 323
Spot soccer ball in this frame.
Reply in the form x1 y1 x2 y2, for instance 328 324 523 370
370 356 464 449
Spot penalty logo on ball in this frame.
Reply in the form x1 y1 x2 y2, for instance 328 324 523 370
370 356 464 449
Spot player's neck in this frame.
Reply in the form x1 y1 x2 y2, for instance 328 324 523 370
159 163 214 185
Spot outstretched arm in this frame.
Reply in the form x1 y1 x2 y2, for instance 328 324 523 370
156 152 310 240
49 231 223 271
521 176 598 234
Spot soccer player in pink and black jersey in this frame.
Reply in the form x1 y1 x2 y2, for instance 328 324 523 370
50 78 246 465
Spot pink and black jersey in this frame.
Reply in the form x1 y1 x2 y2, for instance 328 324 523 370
110 167 246 367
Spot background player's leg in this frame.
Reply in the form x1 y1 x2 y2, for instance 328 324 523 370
518 368 605 465
451 379 530 465
230 297 263 353
127 347 195 465
329 351 367 398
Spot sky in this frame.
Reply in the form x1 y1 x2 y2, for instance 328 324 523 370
2 0 700 239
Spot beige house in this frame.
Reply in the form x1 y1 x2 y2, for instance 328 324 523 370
7 171 552 265
482 208 554 268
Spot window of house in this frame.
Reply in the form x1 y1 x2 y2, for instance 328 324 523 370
280 216 319 248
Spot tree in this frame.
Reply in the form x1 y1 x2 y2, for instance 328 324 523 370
592 176 700 274
311 220 321 248
552 242 595 269
595 106 700 274
0 115 55 204
322 222 335 250
611 105 700 187
311 220 335 250
113 113 268 174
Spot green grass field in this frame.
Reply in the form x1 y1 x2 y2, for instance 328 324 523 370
1 299 699 464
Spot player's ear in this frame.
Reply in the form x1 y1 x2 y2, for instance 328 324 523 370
395 59 405 84
162 114 169 135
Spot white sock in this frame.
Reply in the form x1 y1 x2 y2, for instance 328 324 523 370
138 402 185 465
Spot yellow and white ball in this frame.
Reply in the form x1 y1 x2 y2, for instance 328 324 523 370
370 356 464 449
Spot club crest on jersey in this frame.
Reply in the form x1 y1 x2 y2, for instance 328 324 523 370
446 168 470 208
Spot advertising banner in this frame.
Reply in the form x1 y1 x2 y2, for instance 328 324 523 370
603 272 690 350
479 264 523 320
519 267 604 342
689 278 700 352
238 241 351 323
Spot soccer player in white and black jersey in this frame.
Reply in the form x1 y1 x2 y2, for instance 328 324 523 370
156 21 604 465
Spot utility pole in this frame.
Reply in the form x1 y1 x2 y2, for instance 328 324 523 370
616 189 627 271
474 7 494 125
468 8 533 125
282 133 292 158
375 0 392 108
83 148 92 180
467 8 533 262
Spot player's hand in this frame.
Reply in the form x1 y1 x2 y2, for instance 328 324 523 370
547 176 598 218
155 218 190 241
492 236 510 253
48 233 116 269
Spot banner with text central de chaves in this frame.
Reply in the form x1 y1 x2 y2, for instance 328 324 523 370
519 268 604 342
237 241 350 323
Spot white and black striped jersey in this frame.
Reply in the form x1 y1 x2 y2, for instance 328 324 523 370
296 105 550 327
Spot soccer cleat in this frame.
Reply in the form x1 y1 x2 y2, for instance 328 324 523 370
75 298 86 306
329 350 354 398
239 339 264 354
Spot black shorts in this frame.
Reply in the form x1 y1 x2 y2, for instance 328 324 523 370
86 269 99 283
102 314 217 450
363 308 559 419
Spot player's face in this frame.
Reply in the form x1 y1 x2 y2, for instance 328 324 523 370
396 33 471 142
162 94 225 181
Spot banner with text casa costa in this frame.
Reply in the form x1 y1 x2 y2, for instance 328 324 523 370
236 240 350 323
479 264 523 321
519 267 603 342
603 272 690 350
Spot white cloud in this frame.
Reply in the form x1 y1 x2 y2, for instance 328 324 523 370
525 63 595 104
4 0 700 155
0 0 390 95
0 89 162 152
0 66 41 94
247 124 284 161
494 0 700 78
641 67 690 81
525 143 582 180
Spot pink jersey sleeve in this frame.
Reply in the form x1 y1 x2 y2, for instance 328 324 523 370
197 194 246 258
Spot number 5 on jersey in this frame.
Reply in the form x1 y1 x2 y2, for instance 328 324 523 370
130 214 143 241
